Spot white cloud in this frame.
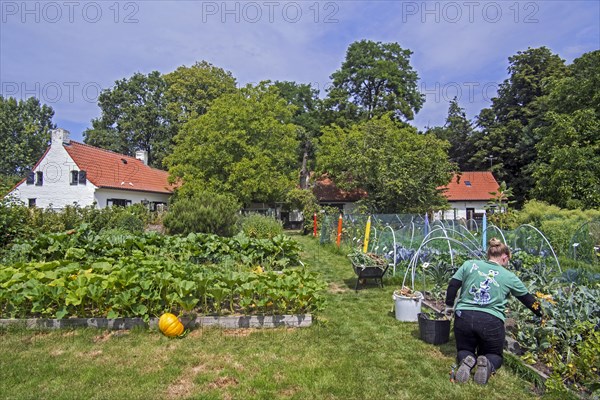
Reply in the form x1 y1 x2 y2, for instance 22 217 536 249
1 0 598 137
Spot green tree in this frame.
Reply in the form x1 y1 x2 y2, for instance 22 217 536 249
469 47 568 205
84 71 174 168
0 96 55 181
531 50 600 209
325 40 424 125
532 111 600 209
273 81 323 188
165 82 299 206
317 116 454 213
486 181 517 229
428 98 475 170
164 61 237 125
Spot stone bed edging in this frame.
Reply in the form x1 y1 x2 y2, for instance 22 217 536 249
0 314 312 330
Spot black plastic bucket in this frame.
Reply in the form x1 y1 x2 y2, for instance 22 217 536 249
418 313 450 345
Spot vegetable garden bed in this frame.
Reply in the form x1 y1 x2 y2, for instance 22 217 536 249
0 227 326 321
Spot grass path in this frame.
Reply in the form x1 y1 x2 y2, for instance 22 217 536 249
0 234 548 399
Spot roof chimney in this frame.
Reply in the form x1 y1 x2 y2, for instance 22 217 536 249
135 150 148 165
51 128 70 146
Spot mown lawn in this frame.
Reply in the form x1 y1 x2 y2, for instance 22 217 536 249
0 233 564 399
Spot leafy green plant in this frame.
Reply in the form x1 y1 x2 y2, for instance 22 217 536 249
509 279 600 395
514 200 600 257
0 227 318 319
347 250 387 270
0 197 29 250
163 190 240 236
238 214 283 239
486 181 517 229
423 259 456 302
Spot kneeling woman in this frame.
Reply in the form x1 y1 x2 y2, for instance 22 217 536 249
445 238 542 384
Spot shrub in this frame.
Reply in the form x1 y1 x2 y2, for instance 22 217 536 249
287 188 318 234
0 197 29 250
239 214 283 239
515 200 600 256
109 212 145 233
27 206 65 232
163 190 240 236
24 203 150 234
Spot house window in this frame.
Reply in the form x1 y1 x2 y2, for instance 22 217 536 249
70 170 78 185
464 180 472 186
466 208 475 220
35 171 43 186
71 170 87 185
152 202 167 212
26 172 35 185
107 198 132 207
28 198 36 207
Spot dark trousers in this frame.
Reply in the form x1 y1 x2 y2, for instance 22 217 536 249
454 309 505 371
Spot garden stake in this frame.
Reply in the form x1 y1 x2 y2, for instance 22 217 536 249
363 216 371 253
313 213 317 237
336 214 343 247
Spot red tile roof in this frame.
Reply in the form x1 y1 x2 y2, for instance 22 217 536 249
441 171 499 201
313 177 367 203
65 141 175 194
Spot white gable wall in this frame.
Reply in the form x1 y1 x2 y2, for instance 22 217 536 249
9 140 97 209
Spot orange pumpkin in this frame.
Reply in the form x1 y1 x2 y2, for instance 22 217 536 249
158 313 184 337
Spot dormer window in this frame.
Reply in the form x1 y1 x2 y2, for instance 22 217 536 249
464 180 472 187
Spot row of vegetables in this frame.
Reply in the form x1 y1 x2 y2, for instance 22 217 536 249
370 244 599 396
0 226 326 320
507 254 600 395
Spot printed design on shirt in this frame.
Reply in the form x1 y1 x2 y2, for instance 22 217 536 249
469 263 479 273
469 269 500 305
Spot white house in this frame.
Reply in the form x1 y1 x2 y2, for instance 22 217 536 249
437 171 500 220
8 128 175 210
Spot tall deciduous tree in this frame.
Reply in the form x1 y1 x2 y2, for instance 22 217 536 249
83 71 173 168
164 61 237 125
165 83 299 206
325 40 424 125
317 116 455 213
532 50 600 209
469 47 568 205
273 81 323 188
0 96 55 180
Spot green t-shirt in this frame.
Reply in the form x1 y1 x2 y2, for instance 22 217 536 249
451 259 528 321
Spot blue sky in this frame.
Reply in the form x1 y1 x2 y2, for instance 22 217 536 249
1 1 599 142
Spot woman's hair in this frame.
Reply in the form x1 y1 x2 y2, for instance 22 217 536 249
487 237 511 259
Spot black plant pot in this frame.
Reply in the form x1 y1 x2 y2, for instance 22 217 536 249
418 312 450 345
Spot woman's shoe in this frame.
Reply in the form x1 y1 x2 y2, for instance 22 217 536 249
474 356 492 385
455 355 476 383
